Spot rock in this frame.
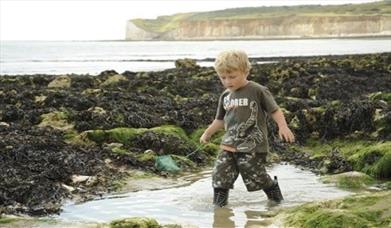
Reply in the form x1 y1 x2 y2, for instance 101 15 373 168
372 109 391 140
144 149 155 154
103 143 130 156
136 72 150 79
38 111 74 131
61 183 76 192
47 75 71 89
319 148 352 174
34 95 47 104
175 58 199 69
82 88 102 95
322 171 374 189
85 176 98 186
98 70 118 77
368 91 391 103
284 191 391 227
319 166 328 174
0 122 10 128
88 106 107 115
71 175 90 184
0 126 114 216
319 159 331 174
71 175 97 185
136 149 157 162
289 115 300 129
308 88 318 100
100 74 127 87
104 143 124 150
110 217 160 228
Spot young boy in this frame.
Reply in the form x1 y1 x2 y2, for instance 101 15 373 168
200 50 295 207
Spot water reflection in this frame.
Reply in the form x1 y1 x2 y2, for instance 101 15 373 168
213 207 279 228
213 208 235 228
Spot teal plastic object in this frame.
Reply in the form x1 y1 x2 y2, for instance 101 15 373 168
155 155 181 172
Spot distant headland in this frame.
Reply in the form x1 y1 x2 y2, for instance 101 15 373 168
126 1 391 40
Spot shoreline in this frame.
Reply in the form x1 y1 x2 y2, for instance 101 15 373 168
1 52 390 77
122 34 391 42
3 35 390 42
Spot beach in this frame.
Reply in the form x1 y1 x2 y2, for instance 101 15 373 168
0 51 390 226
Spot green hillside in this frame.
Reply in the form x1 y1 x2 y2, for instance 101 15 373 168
130 1 391 33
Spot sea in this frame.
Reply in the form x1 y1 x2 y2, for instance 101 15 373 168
0 38 390 75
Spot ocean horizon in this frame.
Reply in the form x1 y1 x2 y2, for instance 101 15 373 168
1 38 390 75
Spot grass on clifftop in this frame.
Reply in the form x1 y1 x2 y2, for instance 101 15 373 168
132 13 194 33
189 1 391 21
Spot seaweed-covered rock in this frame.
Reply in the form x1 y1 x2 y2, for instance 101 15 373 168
110 217 160 228
321 171 374 189
318 148 353 174
85 125 207 165
0 126 119 215
284 191 391 228
47 75 71 89
175 58 199 69
100 74 128 87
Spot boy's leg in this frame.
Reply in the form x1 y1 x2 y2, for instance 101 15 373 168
236 153 283 202
213 188 229 207
236 153 273 191
212 150 239 207
263 176 284 203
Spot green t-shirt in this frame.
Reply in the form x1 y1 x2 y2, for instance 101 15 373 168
215 81 279 153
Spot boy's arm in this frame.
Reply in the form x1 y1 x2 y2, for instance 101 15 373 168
271 108 295 143
200 119 224 144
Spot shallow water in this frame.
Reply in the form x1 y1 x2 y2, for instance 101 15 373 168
56 164 351 227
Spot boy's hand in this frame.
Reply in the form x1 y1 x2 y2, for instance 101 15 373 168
200 132 210 144
278 126 295 143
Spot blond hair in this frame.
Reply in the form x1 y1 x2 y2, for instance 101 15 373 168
214 50 251 75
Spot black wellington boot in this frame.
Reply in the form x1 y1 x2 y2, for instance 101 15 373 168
213 188 229 207
263 176 284 203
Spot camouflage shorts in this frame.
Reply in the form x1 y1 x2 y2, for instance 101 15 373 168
212 150 273 192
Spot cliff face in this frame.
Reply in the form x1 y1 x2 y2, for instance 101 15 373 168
126 22 159 40
126 15 391 40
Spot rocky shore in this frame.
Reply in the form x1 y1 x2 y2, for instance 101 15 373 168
0 53 390 217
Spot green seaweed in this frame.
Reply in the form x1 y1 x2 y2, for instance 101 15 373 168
110 217 160 228
299 139 391 178
284 192 391 228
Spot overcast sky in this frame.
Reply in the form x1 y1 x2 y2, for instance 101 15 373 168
0 0 381 41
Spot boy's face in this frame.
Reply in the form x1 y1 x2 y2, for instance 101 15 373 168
218 70 248 92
